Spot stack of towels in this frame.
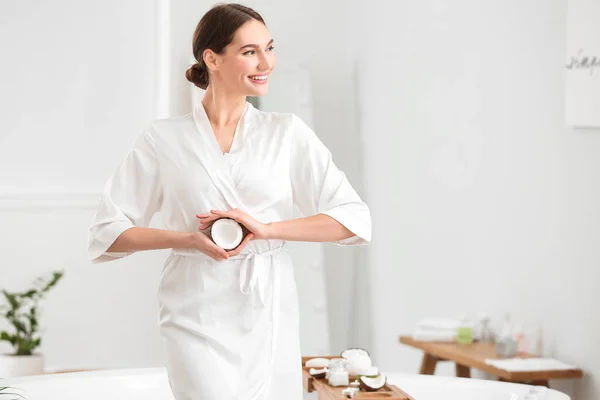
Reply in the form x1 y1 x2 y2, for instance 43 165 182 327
484 358 578 372
412 317 475 342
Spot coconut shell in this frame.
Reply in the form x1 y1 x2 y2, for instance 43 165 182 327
309 368 327 379
358 374 387 392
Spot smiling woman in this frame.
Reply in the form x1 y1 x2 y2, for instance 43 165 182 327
185 4 276 95
88 3 371 400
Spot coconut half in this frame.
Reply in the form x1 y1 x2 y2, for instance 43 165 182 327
305 357 331 368
359 373 387 392
341 348 371 359
342 348 373 376
210 218 243 250
327 358 346 368
309 367 327 379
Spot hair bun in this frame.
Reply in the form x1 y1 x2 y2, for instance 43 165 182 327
186 62 209 90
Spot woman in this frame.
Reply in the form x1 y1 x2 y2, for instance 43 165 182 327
88 3 371 399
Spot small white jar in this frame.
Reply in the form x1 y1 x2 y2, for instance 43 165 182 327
327 368 349 387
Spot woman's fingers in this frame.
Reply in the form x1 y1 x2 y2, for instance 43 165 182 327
198 210 244 231
211 253 226 261
227 233 255 257
198 222 213 230
210 252 227 261
206 238 229 261
212 246 229 260
210 209 238 219
200 209 243 224
197 213 220 230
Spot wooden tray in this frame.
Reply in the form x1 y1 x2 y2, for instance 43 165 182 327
302 356 415 400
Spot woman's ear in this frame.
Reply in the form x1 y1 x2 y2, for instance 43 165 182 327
203 49 219 72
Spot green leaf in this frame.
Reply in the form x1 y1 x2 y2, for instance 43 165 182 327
27 310 38 335
0 331 18 346
0 384 26 399
2 291 19 310
0 330 12 341
10 319 27 335
20 290 37 299
39 271 64 294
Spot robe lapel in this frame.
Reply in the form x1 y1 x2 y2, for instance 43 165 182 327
191 102 255 215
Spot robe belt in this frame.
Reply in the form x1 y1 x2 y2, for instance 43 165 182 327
171 243 287 330
238 244 286 303
238 244 286 331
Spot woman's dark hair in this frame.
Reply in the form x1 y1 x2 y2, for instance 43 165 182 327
186 3 266 90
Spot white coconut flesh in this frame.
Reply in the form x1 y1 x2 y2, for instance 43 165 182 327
359 373 387 391
211 218 243 250
309 367 327 377
305 357 331 368
341 348 370 359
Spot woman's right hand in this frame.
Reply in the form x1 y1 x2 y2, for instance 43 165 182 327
188 231 254 261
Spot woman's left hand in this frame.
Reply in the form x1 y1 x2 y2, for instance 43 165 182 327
196 209 272 240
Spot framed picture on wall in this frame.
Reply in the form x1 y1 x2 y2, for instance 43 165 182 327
565 0 600 128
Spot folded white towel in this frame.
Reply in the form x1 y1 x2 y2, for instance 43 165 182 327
484 358 578 372
416 318 465 332
412 328 456 342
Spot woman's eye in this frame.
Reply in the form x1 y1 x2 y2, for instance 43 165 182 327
243 46 274 56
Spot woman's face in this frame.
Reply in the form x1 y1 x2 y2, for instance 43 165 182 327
212 19 276 97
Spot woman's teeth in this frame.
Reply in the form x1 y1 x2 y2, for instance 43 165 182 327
249 75 267 82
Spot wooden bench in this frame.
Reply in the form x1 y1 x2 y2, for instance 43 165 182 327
399 335 583 387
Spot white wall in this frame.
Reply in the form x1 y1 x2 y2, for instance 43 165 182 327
0 1 157 191
0 0 164 369
358 1 599 399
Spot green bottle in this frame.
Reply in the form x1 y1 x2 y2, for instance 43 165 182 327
456 316 473 344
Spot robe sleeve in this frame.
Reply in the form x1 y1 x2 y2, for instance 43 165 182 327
289 114 371 245
87 124 163 263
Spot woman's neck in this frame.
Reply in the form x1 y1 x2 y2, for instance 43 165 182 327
201 86 246 128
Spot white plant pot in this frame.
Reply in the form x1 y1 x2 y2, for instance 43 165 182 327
0 353 44 377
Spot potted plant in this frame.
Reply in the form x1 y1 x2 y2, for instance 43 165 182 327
0 271 64 377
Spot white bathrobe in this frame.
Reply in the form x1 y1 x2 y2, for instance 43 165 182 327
87 102 371 400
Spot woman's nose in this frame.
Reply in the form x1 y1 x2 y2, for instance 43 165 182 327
257 53 273 71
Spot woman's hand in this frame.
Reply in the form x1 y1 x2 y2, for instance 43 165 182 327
196 209 272 240
188 231 254 261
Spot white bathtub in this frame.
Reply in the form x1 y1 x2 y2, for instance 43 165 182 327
3 367 570 400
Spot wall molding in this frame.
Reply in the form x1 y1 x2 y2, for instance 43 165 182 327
0 190 101 209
